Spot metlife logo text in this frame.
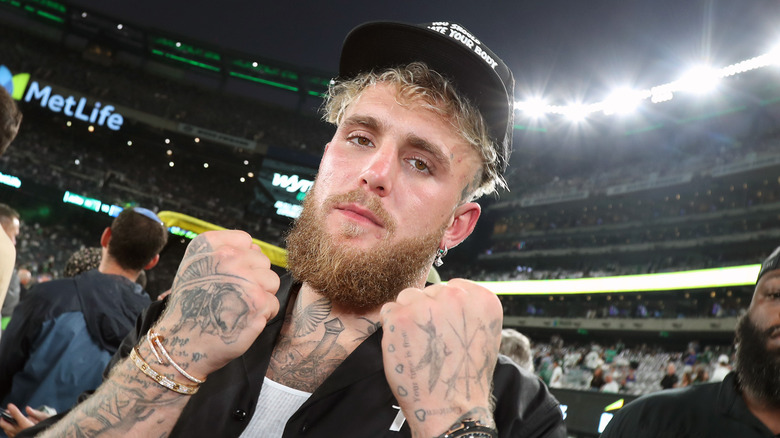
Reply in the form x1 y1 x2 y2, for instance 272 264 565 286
1 64 124 131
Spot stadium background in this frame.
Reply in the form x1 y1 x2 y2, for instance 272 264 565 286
2 1 780 436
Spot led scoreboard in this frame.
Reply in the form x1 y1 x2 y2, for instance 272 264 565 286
254 158 317 220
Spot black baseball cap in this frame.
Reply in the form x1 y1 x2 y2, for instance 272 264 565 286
757 245 780 284
339 21 515 175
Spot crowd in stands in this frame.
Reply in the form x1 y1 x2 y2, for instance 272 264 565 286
501 127 780 208
528 337 736 396
497 286 751 319
1 26 334 154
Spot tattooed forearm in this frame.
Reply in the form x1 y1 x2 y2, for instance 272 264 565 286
40 358 189 438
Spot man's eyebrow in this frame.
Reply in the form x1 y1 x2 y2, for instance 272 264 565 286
342 114 383 131
406 134 451 172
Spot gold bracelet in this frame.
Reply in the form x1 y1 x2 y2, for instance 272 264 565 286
147 330 206 384
129 347 199 395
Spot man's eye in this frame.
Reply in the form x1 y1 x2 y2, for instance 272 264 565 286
349 136 373 147
408 158 430 173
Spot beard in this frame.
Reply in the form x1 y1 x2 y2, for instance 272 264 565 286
734 313 780 406
286 186 446 311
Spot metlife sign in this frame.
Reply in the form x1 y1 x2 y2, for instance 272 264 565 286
1 64 124 131
24 82 124 130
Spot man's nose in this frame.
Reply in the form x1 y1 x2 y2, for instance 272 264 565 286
359 147 396 196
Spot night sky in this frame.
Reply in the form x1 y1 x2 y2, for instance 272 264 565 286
65 0 780 104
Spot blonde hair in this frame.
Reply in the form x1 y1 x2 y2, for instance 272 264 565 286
323 62 507 200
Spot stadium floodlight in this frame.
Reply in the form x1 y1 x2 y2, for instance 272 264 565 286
562 103 589 122
650 83 674 103
678 65 720 94
516 98 549 118
602 88 646 115
767 45 780 65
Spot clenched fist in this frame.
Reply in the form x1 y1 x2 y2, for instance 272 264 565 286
380 279 503 437
152 230 281 378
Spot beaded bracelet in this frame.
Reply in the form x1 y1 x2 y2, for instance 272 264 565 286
147 330 206 385
129 347 199 395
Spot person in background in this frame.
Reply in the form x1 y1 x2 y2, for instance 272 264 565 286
590 366 606 391
0 204 20 326
0 207 168 436
709 354 731 382
499 328 535 372
601 245 780 437
62 247 103 278
660 362 678 389
601 372 620 393
0 83 23 346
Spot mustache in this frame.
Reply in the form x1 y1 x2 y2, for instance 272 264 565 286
766 325 780 339
322 189 396 233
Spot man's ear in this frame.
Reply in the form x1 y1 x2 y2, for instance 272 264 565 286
143 254 160 270
100 228 112 248
442 202 481 249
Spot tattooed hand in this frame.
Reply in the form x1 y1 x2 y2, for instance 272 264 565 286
154 230 281 377
380 279 503 437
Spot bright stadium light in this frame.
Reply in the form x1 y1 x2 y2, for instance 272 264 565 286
516 98 549 118
563 103 589 122
602 88 645 115
678 65 720 94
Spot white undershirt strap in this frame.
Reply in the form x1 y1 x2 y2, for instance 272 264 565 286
238 377 312 438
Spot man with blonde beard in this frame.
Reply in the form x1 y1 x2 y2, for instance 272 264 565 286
21 21 565 438
601 246 780 437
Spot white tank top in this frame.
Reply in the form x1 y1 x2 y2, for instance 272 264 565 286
238 377 312 438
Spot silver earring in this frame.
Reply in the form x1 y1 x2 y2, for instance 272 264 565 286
433 245 448 267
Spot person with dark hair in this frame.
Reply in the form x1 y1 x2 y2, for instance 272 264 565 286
600 245 780 437
0 207 168 433
13 21 565 438
63 247 103 278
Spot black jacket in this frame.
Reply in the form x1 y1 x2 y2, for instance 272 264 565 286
24 274 566 437
601 372 776 438
0 269 150 413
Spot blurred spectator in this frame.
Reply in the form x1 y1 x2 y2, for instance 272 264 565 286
548 359 563 389
679 369 693 387
602 372 620 393
0 204 21 328
499 328 535 372
692 365 709 385
590 367 606 391
63 247 103 278
709 354 732 382
0 207 168 415
660 363 678 389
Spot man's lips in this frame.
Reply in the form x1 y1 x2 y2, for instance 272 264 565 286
335 203 384 227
